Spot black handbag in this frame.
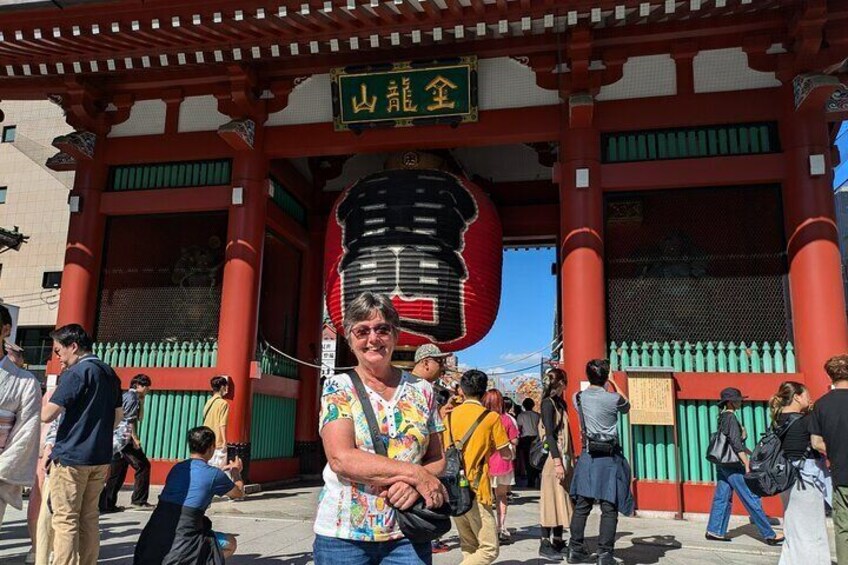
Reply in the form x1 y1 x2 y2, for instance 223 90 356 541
347 371 453 543
705 415 741 465
529 398 563 470
529 437 549 470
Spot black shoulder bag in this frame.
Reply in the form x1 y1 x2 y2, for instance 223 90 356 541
576 392 617 456
706 413 741 465
347 371 453 543
529 398 562 470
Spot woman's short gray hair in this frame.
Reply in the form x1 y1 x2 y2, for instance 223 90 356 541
343 292 401 338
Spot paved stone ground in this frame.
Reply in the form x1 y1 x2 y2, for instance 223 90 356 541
0 482 837 564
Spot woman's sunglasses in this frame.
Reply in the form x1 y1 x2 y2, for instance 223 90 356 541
351 324 394 339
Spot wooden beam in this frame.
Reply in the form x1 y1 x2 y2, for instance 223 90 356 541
266 202 311 250
601 153 786 192
595 89 783 131
103 132 232 164
99 185 233 216
264 105 561 157
500 203 559 241
269 159 315 210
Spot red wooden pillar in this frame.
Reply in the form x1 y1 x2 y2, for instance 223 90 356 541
558 97 606 451
216 145 269 447
781 81 848 400
294 217 326 473
48 141 108 374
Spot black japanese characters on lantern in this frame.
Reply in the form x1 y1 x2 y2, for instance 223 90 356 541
336 170 476 342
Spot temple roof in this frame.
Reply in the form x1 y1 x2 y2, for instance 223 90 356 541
0 0 826 89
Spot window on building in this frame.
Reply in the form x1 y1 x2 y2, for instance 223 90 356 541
0 187 6 204
42 271 62 289
1 125 16 143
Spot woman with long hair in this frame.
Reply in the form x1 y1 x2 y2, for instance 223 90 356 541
482 389 519 543
769 381 832 564
537 368 573 559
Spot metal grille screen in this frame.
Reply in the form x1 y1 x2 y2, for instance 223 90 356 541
605 186 790 345
96 213 227 342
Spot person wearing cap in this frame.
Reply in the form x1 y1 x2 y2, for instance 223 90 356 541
412 344 450 385
705 387 784 545
411 343 453 555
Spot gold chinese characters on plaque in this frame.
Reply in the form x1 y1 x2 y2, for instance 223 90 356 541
627 371 675 426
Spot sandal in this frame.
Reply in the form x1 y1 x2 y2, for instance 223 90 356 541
765 536 784 546
705 532 731 542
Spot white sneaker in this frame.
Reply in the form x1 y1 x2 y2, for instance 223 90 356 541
25 550 35 564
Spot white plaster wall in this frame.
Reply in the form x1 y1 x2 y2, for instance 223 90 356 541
0 100 72 327
694 48 781 93
597 55 677 101
108 99 167 137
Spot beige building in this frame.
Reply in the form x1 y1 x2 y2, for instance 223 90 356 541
0 100 73 376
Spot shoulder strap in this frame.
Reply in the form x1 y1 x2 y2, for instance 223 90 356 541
203 396 224 421
346 370 388 457
454 409 491 452
575 392 588 446
775 412 804 439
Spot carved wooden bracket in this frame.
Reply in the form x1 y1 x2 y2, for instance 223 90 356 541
52 79 133 136
45 151 76 172
521 28 626 98
218 118 256 151
52 131 96 162
794 73 841 112
215 65 293 123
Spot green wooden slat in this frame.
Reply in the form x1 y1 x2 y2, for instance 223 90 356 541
644 426 656 480
655 426 668 480
697 401 712 481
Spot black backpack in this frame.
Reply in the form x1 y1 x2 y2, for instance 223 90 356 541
442 410 490 516
743 413 804 497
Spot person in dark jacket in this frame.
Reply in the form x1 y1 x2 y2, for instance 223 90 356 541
705 387 783 545
567 359 633 565
134 426 244 564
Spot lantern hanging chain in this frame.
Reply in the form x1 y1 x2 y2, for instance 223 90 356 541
259 339 357 372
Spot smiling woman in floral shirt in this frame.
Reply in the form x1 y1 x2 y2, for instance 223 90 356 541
313 292 446 565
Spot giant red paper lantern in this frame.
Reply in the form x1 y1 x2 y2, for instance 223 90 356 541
324 167 502 351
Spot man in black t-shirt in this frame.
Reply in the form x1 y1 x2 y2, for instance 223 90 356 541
41 324 122 565
809 354 848 565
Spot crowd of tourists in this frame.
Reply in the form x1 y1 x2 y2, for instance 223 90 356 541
1 291 848 565
313 290 848 565
0 308 244 564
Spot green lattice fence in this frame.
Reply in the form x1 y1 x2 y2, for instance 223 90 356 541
609 341 795 373
93 341 217 368
257 347 298 379
138 390 211 460
617 401 770 482
602 122 780 163
250 394 297 459
109 159 232 191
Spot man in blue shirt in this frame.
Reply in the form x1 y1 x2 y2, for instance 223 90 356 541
134 426 244 564
41 324 122 565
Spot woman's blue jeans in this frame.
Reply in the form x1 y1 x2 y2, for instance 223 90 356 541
706 465 777 540
313 534 433 565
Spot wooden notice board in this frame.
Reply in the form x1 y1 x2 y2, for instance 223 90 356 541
627 370 675 426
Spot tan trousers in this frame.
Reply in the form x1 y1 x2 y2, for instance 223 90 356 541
453 500 499 565
49 462 109 565
36 476 54 565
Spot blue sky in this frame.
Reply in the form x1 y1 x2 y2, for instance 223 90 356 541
836 121 848 189
456 247 557 391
